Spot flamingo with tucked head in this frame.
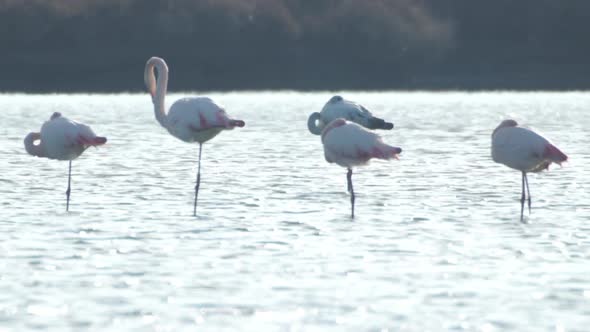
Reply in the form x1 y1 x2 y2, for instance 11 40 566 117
321 118 402 218
308 95 394 135
491 119 567 221
24 112 107 211
144 56 245 216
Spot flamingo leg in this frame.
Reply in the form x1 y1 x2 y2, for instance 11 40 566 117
66 160 72 212
520 171 526 222
524 172 531 215
193 143 203 217
347 168 355 218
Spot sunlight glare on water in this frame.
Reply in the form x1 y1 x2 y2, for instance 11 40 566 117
1 91 589 331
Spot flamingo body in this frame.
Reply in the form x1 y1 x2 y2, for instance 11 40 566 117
24 112 106 211
37 113 106 160
321 118 401 217
165 97 244 143
491 119 567 220
308 96 394 135
144 56 245 216
492 121 566 172
25 112 106 160
322 118 401 168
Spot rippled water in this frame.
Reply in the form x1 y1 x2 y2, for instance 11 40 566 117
1 92 589 331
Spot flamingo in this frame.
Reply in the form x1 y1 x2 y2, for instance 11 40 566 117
321 118 402 218
491 119 567 221
144 56 245 216
23 112 107 211
307 95 394 135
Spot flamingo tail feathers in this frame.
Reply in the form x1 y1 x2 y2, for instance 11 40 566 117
77 135 107 146
229 119 245 128
367 117 394 130
371 144 402 160
93 136 108 145
543 143 567 165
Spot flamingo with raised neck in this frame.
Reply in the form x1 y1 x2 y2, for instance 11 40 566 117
144 56 245 216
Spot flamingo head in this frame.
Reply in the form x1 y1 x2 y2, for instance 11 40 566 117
144 57 167 102
328 95 343 103
492 119 519 137
50 112 62 120
499 119 518 128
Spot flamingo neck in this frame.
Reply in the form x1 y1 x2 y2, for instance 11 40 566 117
145 57 169 128
307 112 323 135
321 118 346 143
24 132 46 158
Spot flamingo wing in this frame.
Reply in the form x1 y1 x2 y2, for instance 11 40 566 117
323 120 400 167
167 97 243 143
322 99 366 124
322 98 392 130
492 126 558 172
39 115 105 160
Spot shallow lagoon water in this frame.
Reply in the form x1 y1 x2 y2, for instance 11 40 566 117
1 91 589 331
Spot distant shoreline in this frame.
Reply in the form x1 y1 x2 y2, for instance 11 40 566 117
3 67 590 93
3 1 590 93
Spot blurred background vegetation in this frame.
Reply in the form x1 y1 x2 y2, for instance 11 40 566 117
2 0 590 92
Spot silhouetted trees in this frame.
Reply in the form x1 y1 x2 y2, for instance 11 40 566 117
1 0 589 91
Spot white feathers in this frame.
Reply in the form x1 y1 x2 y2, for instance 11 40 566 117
166 97 227 143
322 119 401 168
307 95 392 135
25 114 103 161
492 126 551 172
144 57 243 144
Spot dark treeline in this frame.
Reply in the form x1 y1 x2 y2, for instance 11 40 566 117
2 0 590 92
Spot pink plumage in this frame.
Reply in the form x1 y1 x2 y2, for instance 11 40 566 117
76 134 107 146
144 56 245 216
24 112 107 161
24 112 107 211
543 143 567 166
322 118 401 168
321 118 402 218
491 119 567 221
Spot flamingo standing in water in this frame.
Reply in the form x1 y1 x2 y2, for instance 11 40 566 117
144 56 245 216
321 118 402 218
491 119 567 221
307 95 394 135
24 112 107 211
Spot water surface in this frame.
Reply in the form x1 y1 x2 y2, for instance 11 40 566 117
1 92 589 331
